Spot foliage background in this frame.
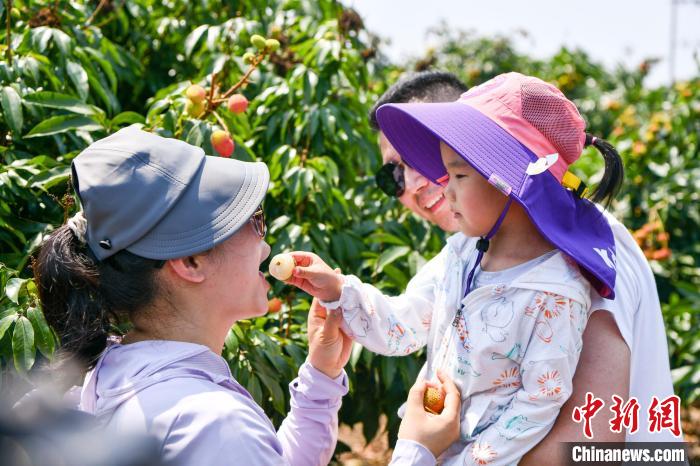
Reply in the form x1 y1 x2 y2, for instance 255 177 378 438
0 0 698 458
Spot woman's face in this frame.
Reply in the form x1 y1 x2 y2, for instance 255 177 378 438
209 221 271 320
440 142 508 237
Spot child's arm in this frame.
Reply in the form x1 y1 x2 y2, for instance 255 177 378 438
459 295 588 466
284 249 447 356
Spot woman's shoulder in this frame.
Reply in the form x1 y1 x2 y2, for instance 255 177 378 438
125 377 283 463
138 374 267 420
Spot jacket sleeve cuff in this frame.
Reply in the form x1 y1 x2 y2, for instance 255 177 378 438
318 274 364 310
390 439 436 466
289 361 349 409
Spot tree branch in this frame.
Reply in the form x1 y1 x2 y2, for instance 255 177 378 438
5 0 12 67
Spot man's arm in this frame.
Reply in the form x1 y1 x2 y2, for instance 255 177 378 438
519 310 630 465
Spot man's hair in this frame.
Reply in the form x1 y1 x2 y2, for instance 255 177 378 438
369 70 468 130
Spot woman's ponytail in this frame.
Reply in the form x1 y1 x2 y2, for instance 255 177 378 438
34 224 110 367
585 133 625 208
34 214 164 370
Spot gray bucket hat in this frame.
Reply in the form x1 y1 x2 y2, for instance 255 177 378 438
71 125 269 261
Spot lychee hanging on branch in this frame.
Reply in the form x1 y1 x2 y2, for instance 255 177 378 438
227 94 249 114
211 130 234 158
185 84 207 104
176 33 282 155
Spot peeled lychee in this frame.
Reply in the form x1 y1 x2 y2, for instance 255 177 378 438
211 130 234 157
185 84 207 104
227 94 249 114
269 253 295 281
423 386 445 415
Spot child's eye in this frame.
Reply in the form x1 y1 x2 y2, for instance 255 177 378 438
454 174 466 179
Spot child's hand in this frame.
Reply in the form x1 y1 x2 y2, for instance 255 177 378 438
285 251 344 303
397 369 461 459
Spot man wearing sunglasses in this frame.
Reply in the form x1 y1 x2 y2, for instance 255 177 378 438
372 73 465 233
364 71 679 462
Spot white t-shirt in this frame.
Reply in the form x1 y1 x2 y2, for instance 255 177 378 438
590 209 681 442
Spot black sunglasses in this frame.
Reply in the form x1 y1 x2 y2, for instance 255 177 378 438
375 161 405 197
250 205 267 238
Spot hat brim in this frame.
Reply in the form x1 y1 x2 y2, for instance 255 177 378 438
376 102 616 298
126 156 269 260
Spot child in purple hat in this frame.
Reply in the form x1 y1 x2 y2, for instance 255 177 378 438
287 73 626 465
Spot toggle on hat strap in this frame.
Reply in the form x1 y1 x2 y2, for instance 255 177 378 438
462 197 514 299
562 171 589 198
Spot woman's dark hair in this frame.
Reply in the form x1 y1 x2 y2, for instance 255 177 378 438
34 223 163 368
584 133 625 208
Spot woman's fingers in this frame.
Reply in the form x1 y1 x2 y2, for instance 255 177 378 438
406 379 429 407
436 369 461 417
309 298 327 319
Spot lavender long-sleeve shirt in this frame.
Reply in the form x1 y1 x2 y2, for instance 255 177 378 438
78 340 349 465
77 339 436 465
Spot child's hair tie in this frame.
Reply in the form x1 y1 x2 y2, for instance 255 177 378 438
584 133 598 147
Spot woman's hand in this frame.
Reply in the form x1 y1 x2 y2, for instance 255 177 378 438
397 370 461 459
307 298 353 379
285 252 344 302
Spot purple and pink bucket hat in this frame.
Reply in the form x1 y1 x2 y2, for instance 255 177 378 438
376 72 616 299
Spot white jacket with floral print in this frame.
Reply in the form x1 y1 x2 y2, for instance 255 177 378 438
328 233 591 466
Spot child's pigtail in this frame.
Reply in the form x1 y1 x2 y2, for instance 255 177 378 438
585 133 624 208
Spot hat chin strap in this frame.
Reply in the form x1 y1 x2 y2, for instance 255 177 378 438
462 197 514 297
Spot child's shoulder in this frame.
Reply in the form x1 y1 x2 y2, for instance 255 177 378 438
509 250 591 306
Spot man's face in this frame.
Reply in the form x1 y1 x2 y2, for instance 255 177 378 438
379 132 459 233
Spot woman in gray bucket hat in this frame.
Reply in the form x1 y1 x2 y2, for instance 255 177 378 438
32 126 460 465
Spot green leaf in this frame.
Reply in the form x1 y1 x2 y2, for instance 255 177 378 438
184 25 208 58
110 111 145 127
257 370 286 414
23 91 99 116
27 306 55 359
247 374 263 405
224 327 238 354
380 356 397 387
1 87 23 135
30 27 52 53
186 121 206 146
0 314 18 341
25 115 103 138
374 246 411 275
51 29 73 56
12 316 35 373
349 341 363 370
4 277 27 304
66 60 89 101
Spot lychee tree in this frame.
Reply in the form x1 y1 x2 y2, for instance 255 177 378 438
0 0 431 449
0 1 697 457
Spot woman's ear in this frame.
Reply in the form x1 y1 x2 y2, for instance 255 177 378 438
166 254 209 284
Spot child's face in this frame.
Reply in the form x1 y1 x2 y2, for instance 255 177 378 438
440 142 509 237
